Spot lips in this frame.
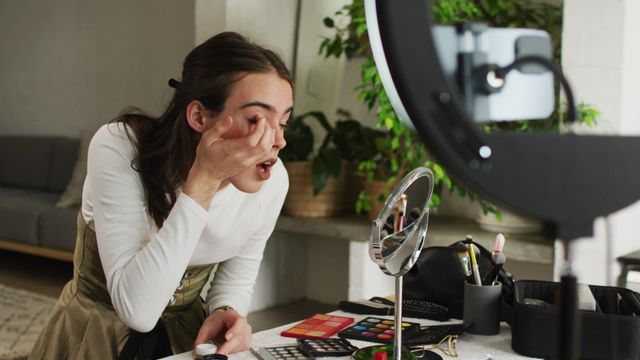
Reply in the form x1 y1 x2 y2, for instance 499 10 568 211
256 157 277 180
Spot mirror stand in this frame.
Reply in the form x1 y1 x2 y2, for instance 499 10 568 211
393 276 404 360
355 167 434 360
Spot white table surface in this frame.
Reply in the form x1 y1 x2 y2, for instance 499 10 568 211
161 311 539 360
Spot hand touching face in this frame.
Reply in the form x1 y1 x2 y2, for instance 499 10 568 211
191 71 293 193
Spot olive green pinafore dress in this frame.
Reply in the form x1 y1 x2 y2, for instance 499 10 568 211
29 214 216 359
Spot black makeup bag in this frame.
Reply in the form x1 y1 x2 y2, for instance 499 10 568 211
402 239 514 320
510 280 640 359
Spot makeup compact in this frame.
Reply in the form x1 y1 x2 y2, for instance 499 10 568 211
280 314 354 339
297 338 358 357
251 345 311 360
338 317 420 344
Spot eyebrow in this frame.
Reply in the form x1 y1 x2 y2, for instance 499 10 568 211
240 101 294 116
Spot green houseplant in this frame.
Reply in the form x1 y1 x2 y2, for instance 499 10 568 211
319 0 599 222
280 110 384 194
280 110 384 217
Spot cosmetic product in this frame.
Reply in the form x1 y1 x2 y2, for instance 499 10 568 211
468 242 482 286
338 317 420 344
482 253 506 285
492 233 506 258
251 345 311 360
453 243 473 280
194 343 217 360
482 233 507 285
280 314 354 339
398 194 407 231
297 337 358 357
202 355 227 360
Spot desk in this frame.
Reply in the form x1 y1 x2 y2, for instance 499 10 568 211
161 311 538 360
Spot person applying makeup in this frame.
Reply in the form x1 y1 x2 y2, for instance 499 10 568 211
29 32 292 360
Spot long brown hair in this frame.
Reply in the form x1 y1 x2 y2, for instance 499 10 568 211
114 32 292 228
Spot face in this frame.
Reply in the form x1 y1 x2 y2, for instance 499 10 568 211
204 71 292 193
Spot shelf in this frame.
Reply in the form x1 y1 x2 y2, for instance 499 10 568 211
275 214 553 264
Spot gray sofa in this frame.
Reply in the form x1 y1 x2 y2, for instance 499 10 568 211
0 135 80 261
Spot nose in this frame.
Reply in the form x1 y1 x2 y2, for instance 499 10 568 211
273 126 286 150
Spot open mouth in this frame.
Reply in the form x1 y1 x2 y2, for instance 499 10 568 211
259 159 276 171
256 158 277 179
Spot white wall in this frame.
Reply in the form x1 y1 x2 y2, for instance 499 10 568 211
556 0 640 285
293 0 346 117
194 0 297 69
338 57 378 128
0 0 194 136
0 0 354 313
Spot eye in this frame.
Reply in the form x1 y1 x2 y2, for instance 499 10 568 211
279 123 288 130
248 116 258 124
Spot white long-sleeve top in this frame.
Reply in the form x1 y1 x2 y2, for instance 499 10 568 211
81 123 288 332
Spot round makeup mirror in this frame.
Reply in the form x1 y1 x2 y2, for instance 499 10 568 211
369 167 434 276
365 167 434 360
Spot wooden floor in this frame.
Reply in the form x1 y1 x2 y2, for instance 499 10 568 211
0 249 335 332
0 249 73 298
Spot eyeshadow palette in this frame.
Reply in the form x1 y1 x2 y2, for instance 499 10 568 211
297 337 358 357
250 345 311 360
281 314 354 339
337 317 420 344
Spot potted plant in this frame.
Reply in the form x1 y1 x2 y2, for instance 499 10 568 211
280 110 381 217
319 0 601 227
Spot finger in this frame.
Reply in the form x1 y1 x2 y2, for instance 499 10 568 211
202 116 234 145
194 327 212 346
194 320 223 346
224 316 246 341
193 328 209 346
254 127 276 156
216 333 245 355
216 318 247 354
246 116 267 147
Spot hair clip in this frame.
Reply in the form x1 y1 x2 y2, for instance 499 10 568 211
168 78 181 89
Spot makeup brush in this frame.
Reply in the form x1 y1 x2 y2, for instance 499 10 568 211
468 241 482 286
483 233 507 285
492 233 506 260
453 242 473 280
397 194 407 231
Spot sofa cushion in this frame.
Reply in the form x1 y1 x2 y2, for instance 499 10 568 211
0 136 55 191
39 206 79 252
0 188 58 245
49 137 80 193
56 133 91 207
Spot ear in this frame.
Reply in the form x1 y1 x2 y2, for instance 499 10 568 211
186 100 208 133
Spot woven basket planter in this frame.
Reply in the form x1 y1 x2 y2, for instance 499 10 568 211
342 162 364 214
283 160 346 218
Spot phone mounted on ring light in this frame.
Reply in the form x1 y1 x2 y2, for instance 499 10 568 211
363 0 640 241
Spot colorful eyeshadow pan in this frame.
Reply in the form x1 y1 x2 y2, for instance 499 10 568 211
281 314 354 339
338 317 421 344
297 338 358 357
